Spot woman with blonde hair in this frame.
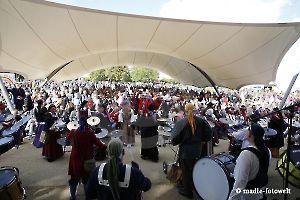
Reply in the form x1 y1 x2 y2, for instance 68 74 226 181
118 100 136 145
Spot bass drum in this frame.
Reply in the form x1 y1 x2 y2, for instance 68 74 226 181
193 152 235 200
277 145 300 188
0 166 26 200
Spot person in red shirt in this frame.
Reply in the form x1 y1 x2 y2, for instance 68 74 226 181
0 98 6 114
109 107 120 129
152 93 162 111
66 116 105 200
87 97 94 111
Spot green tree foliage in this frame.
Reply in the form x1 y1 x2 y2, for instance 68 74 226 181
130 66 159 82
104 66 131 82
88 66 131 82
160 78 179 84
88 69 107 81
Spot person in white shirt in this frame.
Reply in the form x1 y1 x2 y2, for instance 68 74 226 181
229 123 270 200
232 114 259 149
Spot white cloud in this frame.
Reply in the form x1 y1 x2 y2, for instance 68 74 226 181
160 0 291 23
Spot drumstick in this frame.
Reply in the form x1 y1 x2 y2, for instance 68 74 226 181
127 144 134 161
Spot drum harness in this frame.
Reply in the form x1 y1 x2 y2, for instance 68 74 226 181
98 163 131 188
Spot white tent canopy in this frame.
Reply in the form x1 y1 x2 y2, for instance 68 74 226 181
0 0 300 89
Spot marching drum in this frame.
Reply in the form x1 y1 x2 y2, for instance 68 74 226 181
0 166 26 200
277 145 300 188
0 137 14 155
2 127 22 145
193 153 235 200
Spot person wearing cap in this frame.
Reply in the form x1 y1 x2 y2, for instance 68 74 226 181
66 116 105 200
229 123 270 200
85 138 151 200
171 103 212 199
42 104 64 162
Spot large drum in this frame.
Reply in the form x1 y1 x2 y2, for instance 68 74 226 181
193 152 235 200
0 166 26 200
0 137 14 155
277 145 300 188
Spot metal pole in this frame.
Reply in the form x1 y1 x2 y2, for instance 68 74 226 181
284 112 293 200
0 76 15 113
279 73 299 109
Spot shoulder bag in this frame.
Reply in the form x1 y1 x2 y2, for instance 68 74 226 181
39 131 50 144
74 130 96 172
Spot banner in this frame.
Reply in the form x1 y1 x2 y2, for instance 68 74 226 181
0 73 16 85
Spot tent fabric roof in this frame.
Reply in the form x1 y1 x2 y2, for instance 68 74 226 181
1 0 300 89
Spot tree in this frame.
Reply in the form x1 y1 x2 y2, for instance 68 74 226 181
130 66 159 82
160 78 179 84
104 66 131 82
88 69 107 81
88 66 131 82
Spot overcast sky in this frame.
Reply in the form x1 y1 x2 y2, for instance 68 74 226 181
48 0 300 90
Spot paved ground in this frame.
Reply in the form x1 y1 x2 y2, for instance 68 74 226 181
0 134 299 200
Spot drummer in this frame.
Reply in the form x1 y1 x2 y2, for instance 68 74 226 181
228 123 270 200
171 103 212 199
231 114 259 150
66 116 105 200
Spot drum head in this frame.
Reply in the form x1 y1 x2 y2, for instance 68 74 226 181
193 158 230 200
0 168 16 188
290 145 300 165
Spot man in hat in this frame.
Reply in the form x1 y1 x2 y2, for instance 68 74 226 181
171 103 212 199
85 138 151 200
229 123 270 200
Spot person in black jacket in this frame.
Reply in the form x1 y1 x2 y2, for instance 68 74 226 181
267 107 285 157
85 138 151 200
33 99 47 148
24 91 34 111
42 104 63 162
7 84 26 111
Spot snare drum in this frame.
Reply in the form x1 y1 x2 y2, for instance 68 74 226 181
0 166 26 200
0 137 14 155
277 145 300 188
193 152 235 200
2 127 21 144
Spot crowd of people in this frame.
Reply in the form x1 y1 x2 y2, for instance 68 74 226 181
1 79 299 199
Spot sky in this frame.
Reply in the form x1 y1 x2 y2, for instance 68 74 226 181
48 0 300 91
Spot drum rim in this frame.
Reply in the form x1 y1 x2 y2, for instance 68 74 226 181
276 159 300 188
193 157 231 200
0 136 14 145
0 167 18 190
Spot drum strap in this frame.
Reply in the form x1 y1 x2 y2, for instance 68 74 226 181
98 163 131 188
